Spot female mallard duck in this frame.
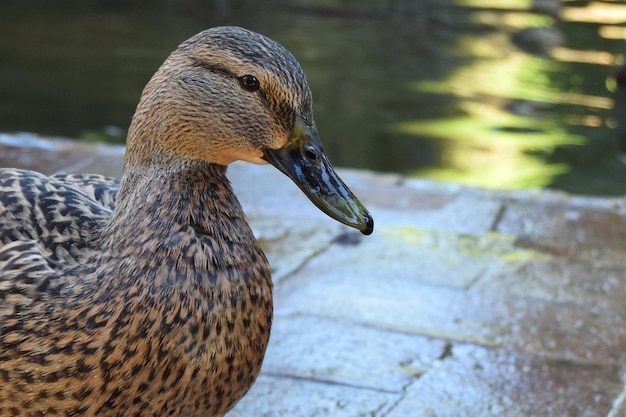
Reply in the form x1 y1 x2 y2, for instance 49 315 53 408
0 26 373 417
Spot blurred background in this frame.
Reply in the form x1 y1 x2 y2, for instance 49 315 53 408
1 0 625 195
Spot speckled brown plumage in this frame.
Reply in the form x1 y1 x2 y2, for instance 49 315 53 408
0 26 372 417
0 164 270 416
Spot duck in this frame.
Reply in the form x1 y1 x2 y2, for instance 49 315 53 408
0 26 373 417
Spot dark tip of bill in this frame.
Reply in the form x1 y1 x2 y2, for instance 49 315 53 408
361 214 374 235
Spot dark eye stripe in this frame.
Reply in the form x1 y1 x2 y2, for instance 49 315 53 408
191 58 262 93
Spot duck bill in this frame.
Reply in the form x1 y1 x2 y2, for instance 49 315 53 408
263 118 374 235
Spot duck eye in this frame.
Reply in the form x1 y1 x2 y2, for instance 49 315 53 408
239 74 260 92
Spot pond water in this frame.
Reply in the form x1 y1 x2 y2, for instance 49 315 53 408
1 0 625 195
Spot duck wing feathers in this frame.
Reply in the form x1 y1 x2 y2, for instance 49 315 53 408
0 169 116 316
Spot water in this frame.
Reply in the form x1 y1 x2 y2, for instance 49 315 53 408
1 0 625 195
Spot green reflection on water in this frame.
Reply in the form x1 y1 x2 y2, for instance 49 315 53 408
397 42 587 189
390 3 625 193
397 113 583 189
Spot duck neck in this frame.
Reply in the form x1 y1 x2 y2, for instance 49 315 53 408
94 159 273 415
105 158 255 254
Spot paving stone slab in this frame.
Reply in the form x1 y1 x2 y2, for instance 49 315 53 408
475 257 626 309
0 134 97 174
365 194 503 235
280 224 521 291
275 224 626 363
0 133 125 176
260 314 447 392
227 374 400 417
496 200 626 264
386 344 624 417
340 181 504 235
250 216 341 284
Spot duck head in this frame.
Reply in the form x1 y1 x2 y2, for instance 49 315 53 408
126 26 373 235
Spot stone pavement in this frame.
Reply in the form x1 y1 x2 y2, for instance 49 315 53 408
2 133 626 417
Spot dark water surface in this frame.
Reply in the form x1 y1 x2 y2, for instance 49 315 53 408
1 0 625 195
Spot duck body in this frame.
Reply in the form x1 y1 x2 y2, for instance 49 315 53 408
0 163 272 416
0 26 372 416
